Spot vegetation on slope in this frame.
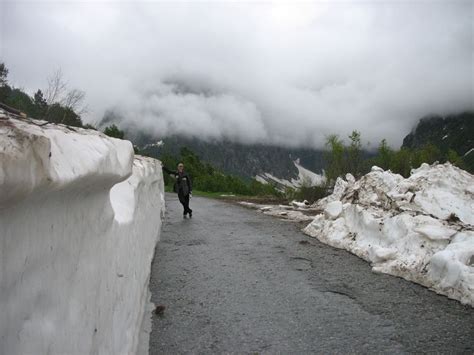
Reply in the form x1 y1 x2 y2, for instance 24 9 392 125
139 146 282 197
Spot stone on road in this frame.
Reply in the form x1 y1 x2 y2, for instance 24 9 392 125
149 194 474 354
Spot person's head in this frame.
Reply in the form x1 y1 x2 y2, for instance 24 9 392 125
177 162 184 173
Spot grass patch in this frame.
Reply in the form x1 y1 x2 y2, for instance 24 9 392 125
194 190 287 204
164 184 285 203
192 190 237 198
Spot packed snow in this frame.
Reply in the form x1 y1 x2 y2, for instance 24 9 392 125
256 172 296 189
292 159 326 187
141 140 164 150
239 200 317 222
303 163 474 306
0 113 165 354
256 159 325 191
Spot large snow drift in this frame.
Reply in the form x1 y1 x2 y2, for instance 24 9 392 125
0 113 165 354
304 163 474 306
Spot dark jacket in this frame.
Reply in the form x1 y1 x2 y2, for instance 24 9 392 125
163 166 192 196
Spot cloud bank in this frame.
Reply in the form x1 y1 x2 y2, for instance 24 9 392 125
2 1 472 148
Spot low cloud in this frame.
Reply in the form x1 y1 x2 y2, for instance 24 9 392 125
2 1 472 148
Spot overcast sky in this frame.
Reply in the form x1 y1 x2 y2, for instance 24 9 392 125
1 0 472 148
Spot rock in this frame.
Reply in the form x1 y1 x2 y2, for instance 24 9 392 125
154 305 166 316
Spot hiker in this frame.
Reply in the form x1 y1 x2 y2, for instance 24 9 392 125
162 163 193 218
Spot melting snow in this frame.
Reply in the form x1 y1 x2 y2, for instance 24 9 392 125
0 113 165 354
256 160 325 191
303 163 474 306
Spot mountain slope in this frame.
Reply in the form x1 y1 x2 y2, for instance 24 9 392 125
402 111 473 171
104 110 473 182
134 134 326 182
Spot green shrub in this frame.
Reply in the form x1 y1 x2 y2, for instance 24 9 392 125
103 124 125 139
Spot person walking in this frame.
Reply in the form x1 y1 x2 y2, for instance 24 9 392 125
163 162 193 218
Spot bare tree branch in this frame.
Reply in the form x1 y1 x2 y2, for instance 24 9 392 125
63 89 86 112
45 68 67 106
43 68 89 123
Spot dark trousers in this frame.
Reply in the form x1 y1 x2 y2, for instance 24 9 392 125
178 191 192 214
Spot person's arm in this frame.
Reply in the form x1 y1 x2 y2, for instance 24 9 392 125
187 174 192 194
162 166 176 175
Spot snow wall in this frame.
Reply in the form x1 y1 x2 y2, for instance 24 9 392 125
0 115 165 354
304 163 474 306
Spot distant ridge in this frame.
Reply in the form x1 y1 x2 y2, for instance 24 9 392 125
402 111 473 172
133 134 326 182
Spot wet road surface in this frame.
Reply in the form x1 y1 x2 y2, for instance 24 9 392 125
149 194 474 354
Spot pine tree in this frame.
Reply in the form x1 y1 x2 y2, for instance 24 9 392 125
0 63 8 86
376 139 394 170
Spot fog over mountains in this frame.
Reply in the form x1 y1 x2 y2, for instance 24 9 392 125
3 1 473 149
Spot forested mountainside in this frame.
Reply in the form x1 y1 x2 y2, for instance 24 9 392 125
402 112 473 172
132 134 326 181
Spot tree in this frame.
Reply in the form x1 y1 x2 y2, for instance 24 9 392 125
103 124 125 139
347 130 363 177
0 62 8 86
33 89 47 117
40 68 88 125
61 89 87 123
34 89 47 107
46 103 83 127
412 143 442 168
375 139 394 170
44 68 67 120
391 148 413 177
5 88 35 114
45 68 67 106
63 89 87 115
324 134 346 184
446 149 466 169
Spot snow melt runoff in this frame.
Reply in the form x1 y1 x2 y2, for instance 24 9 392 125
0 111 165 354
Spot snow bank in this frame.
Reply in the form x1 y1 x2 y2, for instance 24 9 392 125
304 163 474 306
0 114 165 354
255 160 325 191
291 160 326 187
239 201 317 222
255 172 296 190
